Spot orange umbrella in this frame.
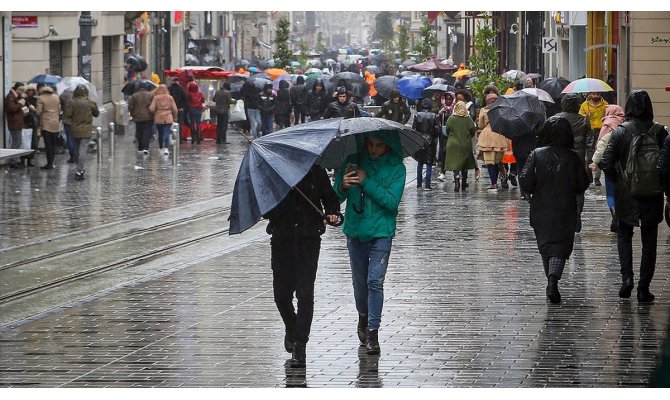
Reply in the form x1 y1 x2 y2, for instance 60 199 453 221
452 69 472 78
265 68 289 80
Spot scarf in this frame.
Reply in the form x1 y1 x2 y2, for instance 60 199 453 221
452 101 469 117
598 104 625 140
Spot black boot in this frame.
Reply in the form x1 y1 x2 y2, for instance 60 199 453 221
453 178 460 192
357 313 368 346
461 175 468 192
546 275 561 304
284 327 294 353
290 342 306 368
637 287 655 303
609 208 618 233
619 276 634 298
366 329 380 355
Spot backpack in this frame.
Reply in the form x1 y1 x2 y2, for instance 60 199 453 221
622 122 664 197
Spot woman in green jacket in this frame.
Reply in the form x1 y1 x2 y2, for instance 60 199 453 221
63 84 99 180
333 132 406 355
444 101 477 191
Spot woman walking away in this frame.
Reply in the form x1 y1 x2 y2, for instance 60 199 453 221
444 101 477 192
150 84 178 155
477 93 510 189
186 81 204 144
520 116 590 303
590 104 625 232
63 84 99 181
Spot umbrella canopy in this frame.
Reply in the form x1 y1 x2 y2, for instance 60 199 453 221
331 71 365 87
392 58 402 65
452 69 472 78
521 87 555 103
487 91 546 138
29 74 62 85
272 74 293 91
364 65 379 74
306 59 323 68
291 74 307 84
401 60 417 67
346 81 371 99
561 78 613 94
431 77 447 85
324 58 336 65
122 79 157 96
523 72 543 81
409 58 456 72
537 77 571 99
290 61 301 68
374 75 399 99
243 76 273 92
502 69 525 81
228 117 428 234
422 83 457 98
264 68 289 80
56 76 99 104
305 75 334 93
399 70 417 77
305 67 323 77
396 75 432 100
125 54 148 72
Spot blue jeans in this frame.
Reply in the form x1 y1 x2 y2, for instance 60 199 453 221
347 236 393 330
605 175 616 209
63 123 76 160
247 108 262 138
261 114 273 135
188 109 202 142
156 124 171 148
416 162 432 188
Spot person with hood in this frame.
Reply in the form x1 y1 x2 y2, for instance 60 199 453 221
590 104 625 232
304 79 329 121
477 93 510 189
4 82 27 169
520 116 590 303
322 87 361 119
290 76 307 124
580 92 609 186
444 101 477 192
168 77 188 142
128 82 155 153
523 77 536 88
149 84 178 155
36 85 62 169
186 81 205 144
333 131 406 355
275 80 292 130
212 82 235 144
413 98 441 190
262 165 340 368
600 90 668 303
258 83 276 135
63 84 99 180
242 79 263 139
378 89 410 124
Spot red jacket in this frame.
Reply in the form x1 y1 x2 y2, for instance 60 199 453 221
187 82 204 111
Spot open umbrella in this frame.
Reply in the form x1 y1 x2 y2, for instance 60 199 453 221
346 81 371 99
487 91 546 139
537 77 571 100
228 117 429 234
452 69 472 78
122 79 157 96
374 75 399 99
364 65 379 74
29 74 62 85
306 59 323 68
396 74 432 100
305 67 323 77
331 71 365 87
243 75 273 92
561 78 613 94
523 73 543 81
305 75 334 93
422 83 457 98
290 61 301 68
401 60 417 67
502 69 525 81
264 68 289 80
272 74 293 91
431 77 447 85
56 76 99 104
521 87 555 103
125 54 148 72
399 70 417 77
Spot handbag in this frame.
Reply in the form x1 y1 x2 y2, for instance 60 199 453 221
20 128 33 150
228 99 247 122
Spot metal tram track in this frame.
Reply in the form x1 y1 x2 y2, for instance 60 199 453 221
0 206 228 272
0 225 230 305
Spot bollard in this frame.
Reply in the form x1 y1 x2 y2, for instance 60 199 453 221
171 122 180 165
109 122 115 158
96 127 103 164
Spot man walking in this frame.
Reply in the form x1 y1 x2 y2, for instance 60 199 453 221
128 82 154 154
290 76 307 125
213 83 235 144
379 89 411 125
580 92 608 185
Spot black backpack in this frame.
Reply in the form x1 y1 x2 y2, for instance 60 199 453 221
621 122 664 197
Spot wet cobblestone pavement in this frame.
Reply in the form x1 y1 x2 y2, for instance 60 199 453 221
1 125 669 388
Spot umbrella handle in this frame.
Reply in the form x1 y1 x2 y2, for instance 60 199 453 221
326 211 344 227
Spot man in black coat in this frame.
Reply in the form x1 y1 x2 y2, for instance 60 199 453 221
322 87 360 119
304 79 329 121
263 165 341 368
600 90 669 302
379 89 411 124
290 75 307 124
520 116 590 304
212 83 235 144
168 78 188 141
412 98 440 189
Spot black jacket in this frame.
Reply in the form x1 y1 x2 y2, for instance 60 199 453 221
380 99 411 124
259 91 275 116
168 82 188 110
520 146 590 258
212 88 234 114
322 99 360 119
290 84 307 108
658 135 670 197
600 120 669 226
305 89 330 119
554 111 590 160
276 81 292 115
264 166 340 237
412 111 440 164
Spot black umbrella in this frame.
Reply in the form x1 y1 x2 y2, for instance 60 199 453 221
487 91 546 139
122 79 157 96
230 82 245 99
243 76 273 92
346 81 371 99
537 77 571 100
373 75 399 99
228 117 429 234
305 75 334 92
331 71 365 87
422 83 456 98
125 54 148 72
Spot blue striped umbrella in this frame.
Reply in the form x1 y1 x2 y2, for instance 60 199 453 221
561 78 613 94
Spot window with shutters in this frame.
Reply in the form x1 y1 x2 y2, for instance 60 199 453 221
49 41 63 76
102 36 112 103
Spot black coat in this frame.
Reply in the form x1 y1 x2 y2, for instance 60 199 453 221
412 111 440 164
379 98 411 124
520 146 590 258
600 120 669 226
276 86 292 115
658 134 670 197
264 166 340 238
168 83 188 109
305 90 330 119
290 84 307 109
554 111 590 161
322 99 360 119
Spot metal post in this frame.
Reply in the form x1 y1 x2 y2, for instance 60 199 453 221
109 122 115 158
171 122 179 165
96 127 103 163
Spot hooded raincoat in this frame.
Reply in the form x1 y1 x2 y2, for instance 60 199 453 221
64 85 99 139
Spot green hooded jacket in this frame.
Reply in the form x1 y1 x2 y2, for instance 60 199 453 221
333 131 407 241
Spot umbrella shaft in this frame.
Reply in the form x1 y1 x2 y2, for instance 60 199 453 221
294 187 324 216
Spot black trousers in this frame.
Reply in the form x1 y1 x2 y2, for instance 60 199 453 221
42 130 57 166
617 223 658 288
271 234 321 345
276 113 291 130
135 121 153 151
216 112 229 143
293 105 306 125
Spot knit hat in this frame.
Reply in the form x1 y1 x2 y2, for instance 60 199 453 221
485 93 498 103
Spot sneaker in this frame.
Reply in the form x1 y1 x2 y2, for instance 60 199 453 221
163 148 169 155
143 149 150 155
424 186 433 191
137 150 144 155
437 173 446 182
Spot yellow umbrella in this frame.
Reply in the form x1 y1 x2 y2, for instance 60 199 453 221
452 69 472 78
265 68 289 80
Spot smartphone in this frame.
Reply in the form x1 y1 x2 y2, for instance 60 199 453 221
345 163 358 175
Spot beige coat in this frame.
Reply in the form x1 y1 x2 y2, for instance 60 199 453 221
36 86 62 133
476 107 509 152
149 84 178 125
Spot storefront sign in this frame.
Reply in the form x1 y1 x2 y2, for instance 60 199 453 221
11 16 38 28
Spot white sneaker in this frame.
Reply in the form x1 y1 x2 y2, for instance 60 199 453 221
137 150 144 155
437 173 446 182
143 149 149 155
163 148 169 155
